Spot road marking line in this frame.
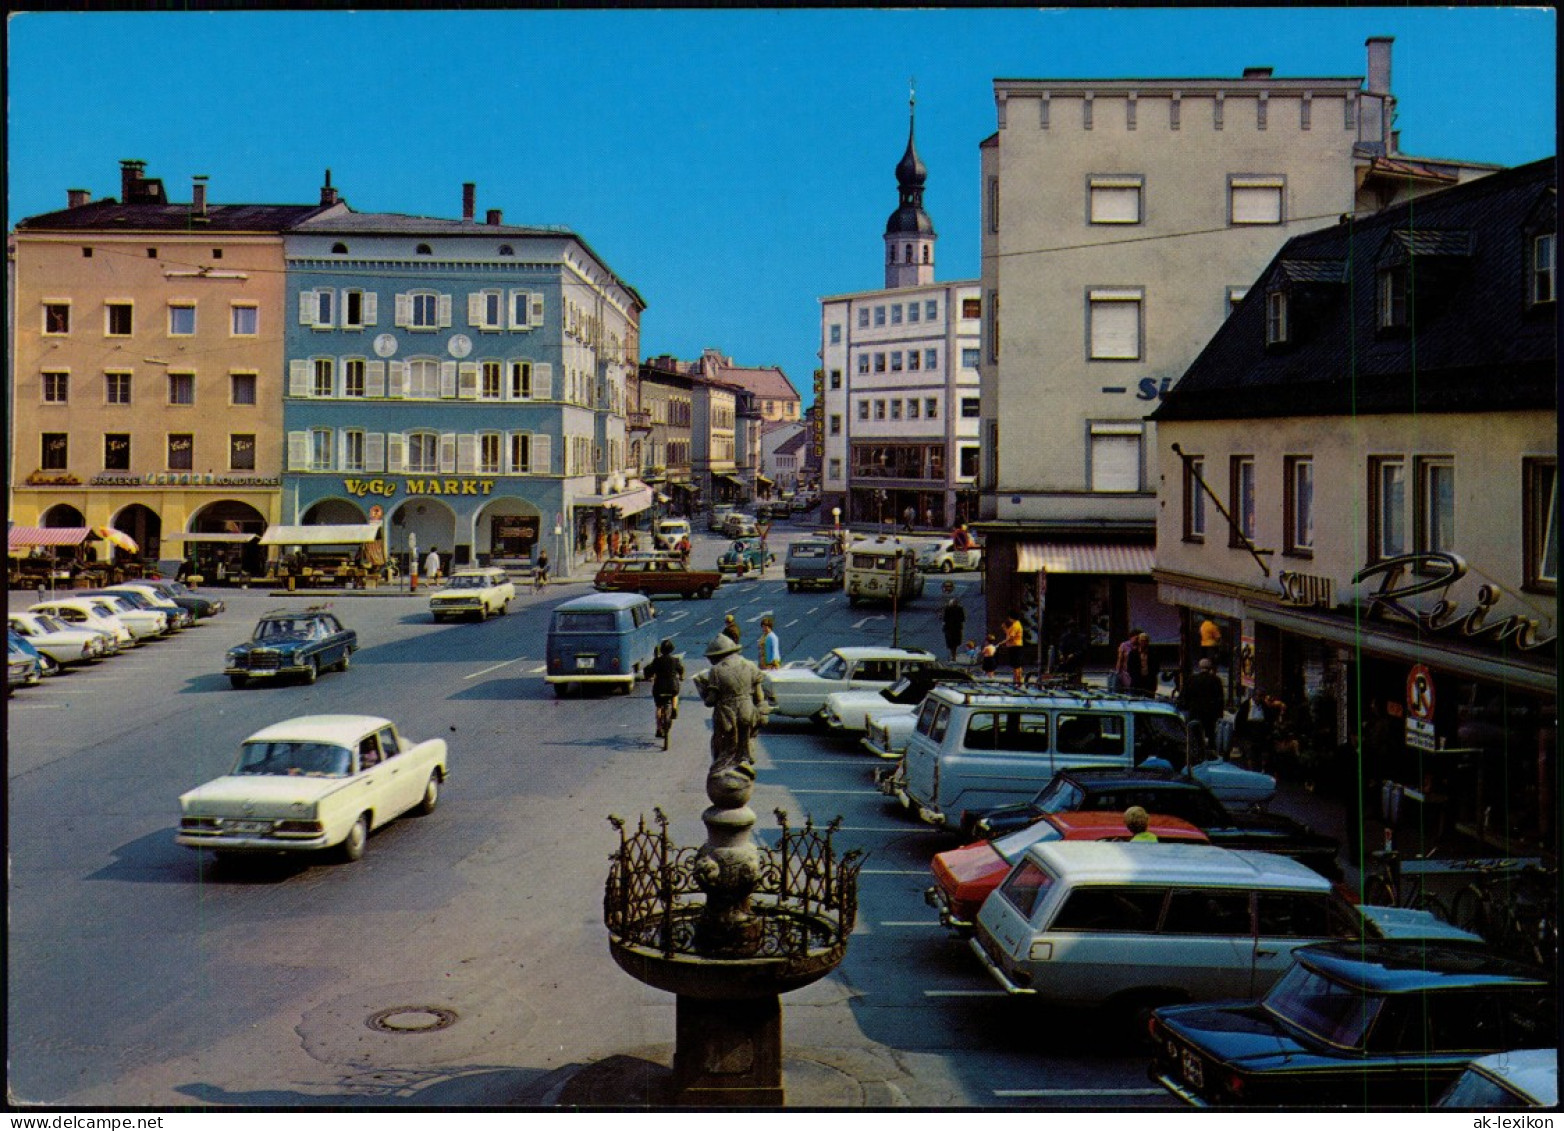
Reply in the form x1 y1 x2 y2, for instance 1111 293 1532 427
528 665 547 673
783 619 800 628
923 989 1008 998
665 611 689 622
465 657 528 679
851 615 886 629
694 618 712 627
9 703 65 709
995 1089 1166 1098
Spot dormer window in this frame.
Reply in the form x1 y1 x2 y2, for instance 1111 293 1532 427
1378 265 1409 329
1531 233 1556 305
1265 291 1288 344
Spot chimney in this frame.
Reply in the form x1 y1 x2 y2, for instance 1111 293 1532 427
1242 66 1273 80
1366 36 1393 95
486 208 503 226
192 175 208 216
67 188 91 208
462 182 476 222
119 159 145 202
320 168 339 206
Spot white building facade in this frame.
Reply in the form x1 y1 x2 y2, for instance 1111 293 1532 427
819 101 982 529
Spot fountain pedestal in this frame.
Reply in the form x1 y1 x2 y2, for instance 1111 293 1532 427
673 993 782 1106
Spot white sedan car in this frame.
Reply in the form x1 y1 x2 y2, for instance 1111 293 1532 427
176 715 448 863
7 611 114 667
30 597 139 649
762 646 939 721
430 567 515 621
78 592 172 638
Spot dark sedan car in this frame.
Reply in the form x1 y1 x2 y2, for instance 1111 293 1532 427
1150 941 1555 1108
225 606 357 688
967 767 1341 878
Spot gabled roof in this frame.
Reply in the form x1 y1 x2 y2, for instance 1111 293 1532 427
16 200 341 233
774 431 807 456
1153 157 1556 422
709 364 800 402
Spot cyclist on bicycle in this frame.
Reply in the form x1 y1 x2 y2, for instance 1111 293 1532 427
647 639 685 743
534 547 550 589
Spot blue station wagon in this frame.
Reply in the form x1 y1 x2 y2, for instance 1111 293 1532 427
546 592 660 697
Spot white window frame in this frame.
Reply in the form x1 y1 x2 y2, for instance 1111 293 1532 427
1087 288 1143 361
310 428 334 472
340 289 375 330
1378 266 1409 329
1417 456 1456 555
1266 291 1288 344
43 300 71 336
230 371 258 406
167 371 196 406
1372 456 1408 560
1088 175 1143 224
1231 456 1257 543
313 357 334 398
340 429 366 473
1184 455 1207 542
405 431 440 475
42 370 70 404
105 301 134 337
342 358 366 398
1286 456 1314 555
106 371 132 405
1533 233 1556 305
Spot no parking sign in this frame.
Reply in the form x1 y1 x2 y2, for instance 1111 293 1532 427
1406 664 1435 721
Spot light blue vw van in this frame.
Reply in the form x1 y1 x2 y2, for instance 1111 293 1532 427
545 592 660 697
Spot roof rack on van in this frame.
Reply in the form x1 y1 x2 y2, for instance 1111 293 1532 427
939 683 1170 707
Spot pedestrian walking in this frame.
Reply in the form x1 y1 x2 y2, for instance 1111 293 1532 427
979 633 999 676
940 593 967 661
903 506 915 532
1128 632 1157 696
423 546 441 582
1002 613 1025 687
1199 617 1224 664
1178 658 1227 758
1055 621 1089 686
757 615 782 670
721 614 742 646
1111 626 1143 692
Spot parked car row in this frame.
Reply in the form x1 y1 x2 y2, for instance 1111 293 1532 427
782 648 1555 1107
9 579 226 692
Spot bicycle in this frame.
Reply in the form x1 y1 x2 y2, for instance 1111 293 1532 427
1449 860 1557 967
1362 846 1451 921
654 694 678 751
532 565 549 594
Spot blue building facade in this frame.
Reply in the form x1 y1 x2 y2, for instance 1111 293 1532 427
281 195 645 573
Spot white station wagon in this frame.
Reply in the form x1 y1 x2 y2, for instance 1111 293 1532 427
176 715 448 863
430 567 515 621
761 646 938 721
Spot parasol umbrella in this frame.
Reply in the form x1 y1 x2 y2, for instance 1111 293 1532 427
95 526 139 554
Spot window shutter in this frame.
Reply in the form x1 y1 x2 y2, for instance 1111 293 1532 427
1090 183 1141 223
531 433 551 476
289 359 312 397
467 293 485 327
362 292 378 326
457 362 480 399
507 289 524 330
395 293 411 329
529 294 545 327
337 431 349 471
534 362 553 400
437 294 453 328
365 360 387 398
388 360 407 399
1231 179 1284 224
287 431 310 470
333 357 347 398
456 433 478 474
439 432 457 473
1090 427 1142 492
506 429 525 472
1089 291 1141 359
387 432 407 473
439 361 457 398
365 432 386 473
298 290 315 325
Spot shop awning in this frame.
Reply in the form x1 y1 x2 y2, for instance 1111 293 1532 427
259 523 381 546
8 526 95 550
163 532 261 543
756 474 774 485
715 474 745 488
576 481 654 517
654 492 672 504
1015 542 1155 575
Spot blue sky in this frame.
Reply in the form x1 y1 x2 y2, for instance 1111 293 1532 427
8 8 1555 404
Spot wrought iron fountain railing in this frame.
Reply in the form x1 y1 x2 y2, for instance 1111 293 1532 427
605 808 864 961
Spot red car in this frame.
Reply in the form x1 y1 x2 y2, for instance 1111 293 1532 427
925 810 1208 932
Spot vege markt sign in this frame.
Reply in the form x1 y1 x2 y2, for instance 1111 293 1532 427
344 478 497 498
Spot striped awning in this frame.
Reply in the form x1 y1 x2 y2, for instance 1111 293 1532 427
1015 542 1155 575
8 526 95 549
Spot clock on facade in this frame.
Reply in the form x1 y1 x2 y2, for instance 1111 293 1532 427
448 334 473 359
373 333 398 358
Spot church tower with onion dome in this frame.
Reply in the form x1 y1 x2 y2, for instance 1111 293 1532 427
884 88 937 288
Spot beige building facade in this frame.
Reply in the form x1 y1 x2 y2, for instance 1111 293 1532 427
11 161 335 567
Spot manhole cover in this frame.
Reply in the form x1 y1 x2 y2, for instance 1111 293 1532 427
365 1006 459 1034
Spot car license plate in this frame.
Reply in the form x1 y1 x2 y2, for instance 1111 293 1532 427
228 820 270 834
1180 1049 1204 1089
576 657 596 670
249 670 273 678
